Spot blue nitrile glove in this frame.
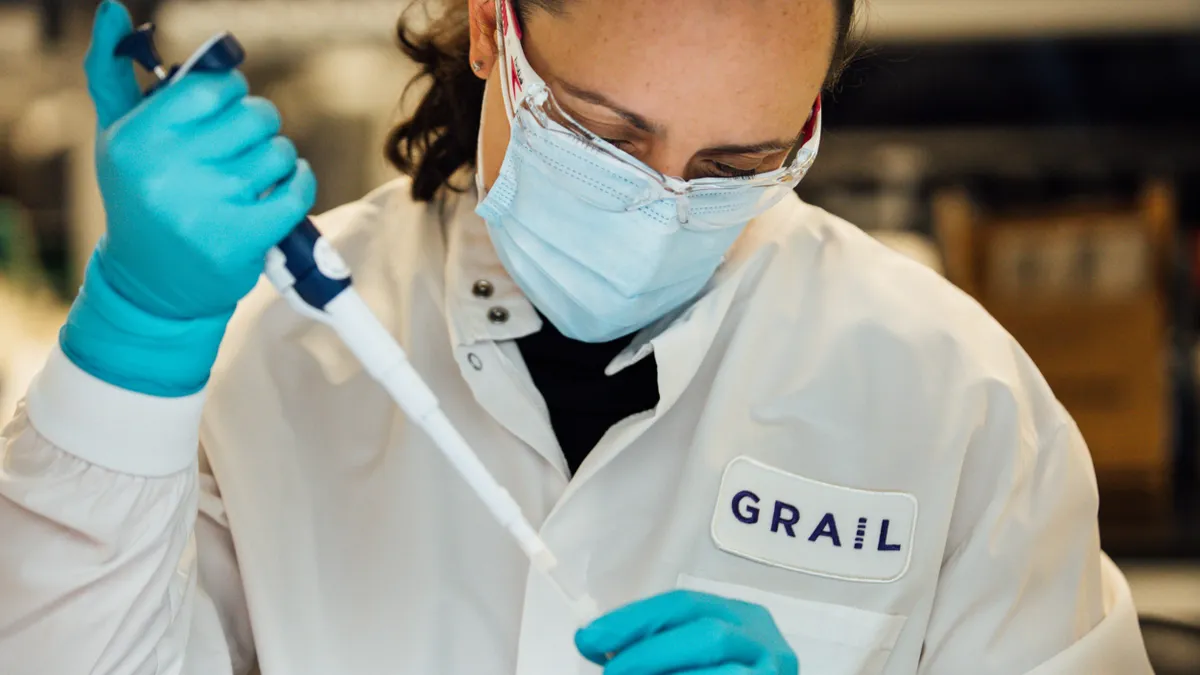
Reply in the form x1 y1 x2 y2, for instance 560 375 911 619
576 590 798 675
61 0 316 396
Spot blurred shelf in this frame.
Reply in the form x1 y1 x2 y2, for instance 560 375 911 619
156 0 407 52
1118 562 1200 624
804 129 1200 183
860 0 1200 42
0 6 39 61
1100 483 1200 559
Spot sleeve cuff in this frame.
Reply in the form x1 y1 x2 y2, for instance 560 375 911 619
25 345 206 477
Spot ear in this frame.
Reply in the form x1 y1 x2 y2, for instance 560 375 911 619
467 0 501 79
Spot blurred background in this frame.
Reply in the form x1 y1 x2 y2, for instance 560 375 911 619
0 0 1198 668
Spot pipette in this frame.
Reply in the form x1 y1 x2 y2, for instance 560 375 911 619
115 25 600 625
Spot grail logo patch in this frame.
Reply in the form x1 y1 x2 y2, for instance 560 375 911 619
710 457 917 583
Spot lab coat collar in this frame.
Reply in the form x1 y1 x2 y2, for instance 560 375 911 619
440 189 753 492
544 230 771 500
443 191 543 347
442 188 752 390
620 222 774 413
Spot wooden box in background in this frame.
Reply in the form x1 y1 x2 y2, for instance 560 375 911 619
934 182 1174 497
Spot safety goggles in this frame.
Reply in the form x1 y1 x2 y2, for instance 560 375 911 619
494 0 822 230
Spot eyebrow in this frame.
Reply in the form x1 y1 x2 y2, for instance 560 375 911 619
703 137 800 156
557 79 660 134
556 78 798 157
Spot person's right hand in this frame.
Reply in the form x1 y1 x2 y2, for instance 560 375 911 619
60 0 317 396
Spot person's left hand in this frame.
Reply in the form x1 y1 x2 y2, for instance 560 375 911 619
575 590 799 674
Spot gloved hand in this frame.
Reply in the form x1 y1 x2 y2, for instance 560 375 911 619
61 0 316 396
575 590 799 674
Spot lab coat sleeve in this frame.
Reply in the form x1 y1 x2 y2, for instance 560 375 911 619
0 346 253 675
918 399 1153 674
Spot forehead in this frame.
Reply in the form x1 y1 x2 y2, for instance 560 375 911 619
520 0 835 136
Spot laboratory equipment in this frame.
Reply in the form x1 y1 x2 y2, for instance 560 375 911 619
114 24 600 624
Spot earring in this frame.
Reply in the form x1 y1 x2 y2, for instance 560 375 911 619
471 60 485 73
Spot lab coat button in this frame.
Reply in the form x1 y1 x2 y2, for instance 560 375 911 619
488 306 510 324
467 353 484 371
472 279 495 298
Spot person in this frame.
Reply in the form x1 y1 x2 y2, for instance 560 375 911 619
0 0 1155 673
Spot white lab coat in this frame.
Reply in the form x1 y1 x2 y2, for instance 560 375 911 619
0 179 1153 675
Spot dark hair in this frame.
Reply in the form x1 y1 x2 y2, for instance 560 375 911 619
386 0 860 203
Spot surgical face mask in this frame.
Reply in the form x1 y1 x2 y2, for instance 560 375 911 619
475 0 822 343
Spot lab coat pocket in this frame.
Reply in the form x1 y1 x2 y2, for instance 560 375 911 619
676 574 907 675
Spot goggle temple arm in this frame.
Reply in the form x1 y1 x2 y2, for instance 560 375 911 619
785 97 823 167
495 0 539 121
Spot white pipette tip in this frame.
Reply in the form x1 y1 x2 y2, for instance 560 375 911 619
571 593 601 624
529 547 557 573
528 547 600 624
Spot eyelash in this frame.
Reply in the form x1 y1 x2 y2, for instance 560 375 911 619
601 137 636 152
707 163 759 179
600 138 758 179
